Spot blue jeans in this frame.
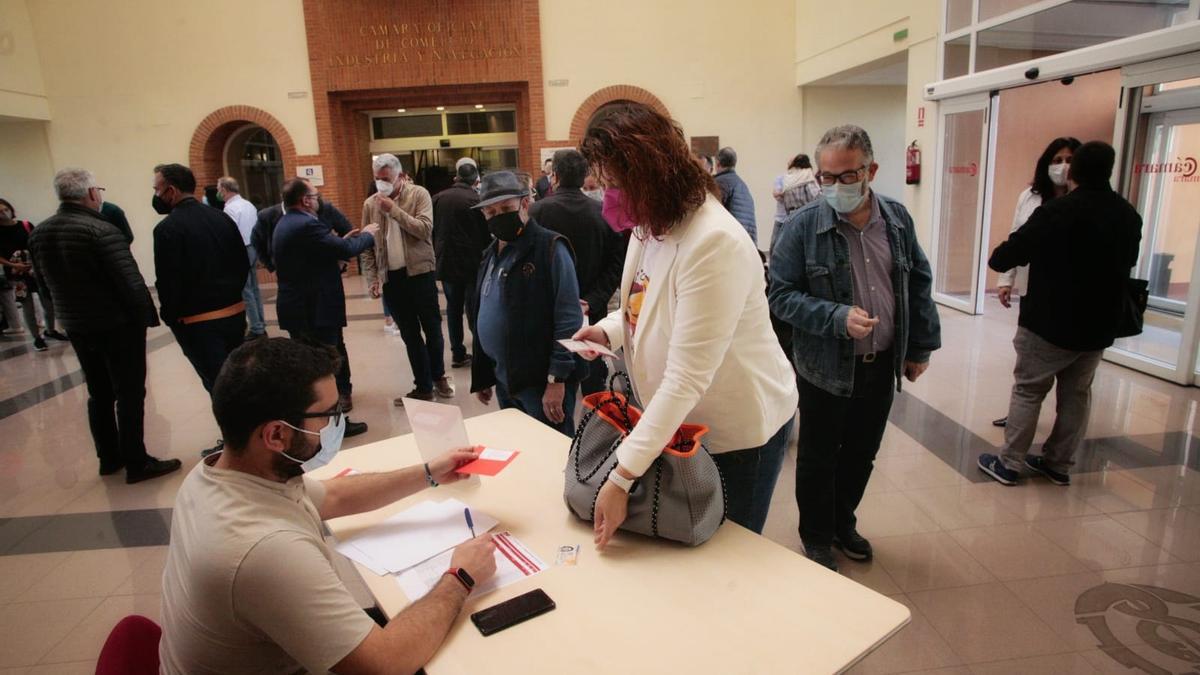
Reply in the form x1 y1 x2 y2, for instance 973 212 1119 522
495 379 578 436
243 245 266 335
711 418 794 534
442 279 469 362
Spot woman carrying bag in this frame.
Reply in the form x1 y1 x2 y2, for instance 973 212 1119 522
572 102 798 548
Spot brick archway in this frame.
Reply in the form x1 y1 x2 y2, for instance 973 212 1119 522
188 105 297 196
568 85 670 142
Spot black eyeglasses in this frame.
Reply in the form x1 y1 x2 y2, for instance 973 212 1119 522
816 166 867 186
296 403 344 426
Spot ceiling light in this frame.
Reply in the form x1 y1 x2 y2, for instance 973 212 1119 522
436 106 445 111
474 104 484 109
396 108 406 113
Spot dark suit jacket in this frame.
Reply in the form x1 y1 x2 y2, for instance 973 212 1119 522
272 210 375 331
432 182 489 283
528 187 625 323
253 200 353 271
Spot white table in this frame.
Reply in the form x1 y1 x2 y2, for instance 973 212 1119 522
314 409 908 674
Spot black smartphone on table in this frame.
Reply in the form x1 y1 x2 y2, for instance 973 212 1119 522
470 588 556 636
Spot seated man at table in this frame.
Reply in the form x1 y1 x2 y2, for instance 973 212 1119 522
160 337 497 675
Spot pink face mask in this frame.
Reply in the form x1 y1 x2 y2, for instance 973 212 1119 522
601 188 637 233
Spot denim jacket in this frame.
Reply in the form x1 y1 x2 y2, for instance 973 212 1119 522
768 193 941 397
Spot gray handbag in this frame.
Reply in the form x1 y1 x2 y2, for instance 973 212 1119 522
563 373 726 546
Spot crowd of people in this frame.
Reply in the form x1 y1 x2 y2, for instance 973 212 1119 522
1 100 1143 672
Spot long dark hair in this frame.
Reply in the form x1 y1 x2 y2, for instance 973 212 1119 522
580 102 718 237
1031 137 1082 201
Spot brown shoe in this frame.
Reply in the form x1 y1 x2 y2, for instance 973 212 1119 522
338 393 353 412
394 389 434 406
434 376 456 399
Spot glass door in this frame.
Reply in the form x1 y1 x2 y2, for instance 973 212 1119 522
1107 56 1200 384
931 93 993 314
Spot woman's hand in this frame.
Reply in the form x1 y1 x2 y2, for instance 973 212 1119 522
593 481 629 550
427 447 480 485
570 324 609 361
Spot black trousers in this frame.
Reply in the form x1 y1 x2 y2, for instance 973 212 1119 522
441 279 469 362
796 352 895 547
170 313 246 394
287 326 353 396
69 325 151 469
383 269 445 392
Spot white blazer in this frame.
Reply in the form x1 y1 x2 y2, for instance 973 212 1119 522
597 194 799 476
997 187 1042 296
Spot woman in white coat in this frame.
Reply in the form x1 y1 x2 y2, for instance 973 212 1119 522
572 102 798 548
993 136 1080 427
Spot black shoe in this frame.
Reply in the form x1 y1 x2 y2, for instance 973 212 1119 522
345 419 368 437
394 389 434 406
338 393 353 413
452 354 472 368
992 416 1008 427
200 440 224 458
126 457 182 484
99 461 125 476
833 529 873 561
43 329 69 341
1024 455 1070 486
245 331 267 341
803 543 839 572
32 337 47 352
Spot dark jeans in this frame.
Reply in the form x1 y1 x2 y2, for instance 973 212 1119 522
69 325 151 469
287 326 353 396
442 279 469 362
170 313 246 394
796 352 895 547
384 269 445 392
495 379 578 436
712 419 794 534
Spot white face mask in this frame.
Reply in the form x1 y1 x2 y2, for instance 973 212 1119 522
374 179 395 196
1048 163 1069 186
279 413 346 473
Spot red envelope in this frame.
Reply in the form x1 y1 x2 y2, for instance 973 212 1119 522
457 447 519 476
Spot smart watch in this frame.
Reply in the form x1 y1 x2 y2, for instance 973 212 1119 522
445 567 475 593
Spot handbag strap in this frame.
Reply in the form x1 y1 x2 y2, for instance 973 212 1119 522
649 461 664 538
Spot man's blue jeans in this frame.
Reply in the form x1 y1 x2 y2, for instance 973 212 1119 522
243 245 266 336
711 418 794 534
495 379 578 436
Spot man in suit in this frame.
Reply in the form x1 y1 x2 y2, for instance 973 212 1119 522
252 193 354 273
273 178 378 437
529 149 625 395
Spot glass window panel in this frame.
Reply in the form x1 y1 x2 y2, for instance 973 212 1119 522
446 111 517 135
979 0 1044 22
944 35 972 78
946 0 974 32
372 114 443 139
975 0 1189 74
935 109 987 303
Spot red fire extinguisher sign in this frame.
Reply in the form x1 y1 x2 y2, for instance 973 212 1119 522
906 141 921 185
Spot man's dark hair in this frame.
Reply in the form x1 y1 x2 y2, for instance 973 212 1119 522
717 147 737 169
154 163 197 194
456 163 479 184
1069 141 1115 188
551 149 588 189
789 154 812 170
212 338 341 452
543 158 553 167
282 178 312 209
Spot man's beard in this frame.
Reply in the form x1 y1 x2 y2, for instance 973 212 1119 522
272 432 316 480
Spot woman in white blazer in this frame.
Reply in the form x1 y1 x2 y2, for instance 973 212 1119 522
993 136 1080 428
573 103 798 547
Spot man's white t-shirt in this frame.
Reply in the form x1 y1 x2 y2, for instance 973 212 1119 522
160 458 375 674
223 194 259 247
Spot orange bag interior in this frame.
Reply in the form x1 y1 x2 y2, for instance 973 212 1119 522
582 391 710 457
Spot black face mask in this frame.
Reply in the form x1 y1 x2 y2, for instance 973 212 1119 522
487 211 524 242
152 194 173 215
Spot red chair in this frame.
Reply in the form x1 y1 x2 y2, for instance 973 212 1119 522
95 615 161 675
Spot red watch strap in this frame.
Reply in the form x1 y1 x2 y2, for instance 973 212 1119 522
444 568 471 592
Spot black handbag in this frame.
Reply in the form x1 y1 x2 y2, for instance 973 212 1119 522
1114 278 1149 338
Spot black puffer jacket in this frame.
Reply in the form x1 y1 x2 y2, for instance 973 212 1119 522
28 202 159 333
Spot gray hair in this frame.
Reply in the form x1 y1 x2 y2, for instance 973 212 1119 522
54 167 97 201
816 125 875 165
217 176 240 194
716 147 737 169
373 153 403 176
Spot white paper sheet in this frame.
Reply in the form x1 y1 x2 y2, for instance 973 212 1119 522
396 531 546 601
402 398 473 462
335 498 498 574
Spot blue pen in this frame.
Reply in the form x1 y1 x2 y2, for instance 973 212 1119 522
464 507 476 538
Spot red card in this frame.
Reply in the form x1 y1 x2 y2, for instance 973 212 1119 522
457 447 519 476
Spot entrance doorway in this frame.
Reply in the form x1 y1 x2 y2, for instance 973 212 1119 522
223 125 284 210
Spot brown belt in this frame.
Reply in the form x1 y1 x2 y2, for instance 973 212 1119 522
179 301 245 325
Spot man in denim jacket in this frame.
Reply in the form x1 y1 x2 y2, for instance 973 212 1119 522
769 125 941 571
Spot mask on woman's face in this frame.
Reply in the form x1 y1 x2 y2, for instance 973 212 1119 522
1048 163 1070 187
601 188 637 233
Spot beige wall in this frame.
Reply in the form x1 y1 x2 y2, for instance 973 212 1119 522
0 120 56 221
540 0 804 248
802 85 907 200
0 0 49 120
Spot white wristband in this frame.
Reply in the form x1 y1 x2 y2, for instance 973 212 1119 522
607 469 634 493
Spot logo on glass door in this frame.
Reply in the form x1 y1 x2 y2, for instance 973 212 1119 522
946 162 978 177
1134 156 1198 182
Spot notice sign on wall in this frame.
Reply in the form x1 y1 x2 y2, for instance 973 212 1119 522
298 165 325 186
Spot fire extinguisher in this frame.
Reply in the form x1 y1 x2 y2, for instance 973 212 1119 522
906 141 921 185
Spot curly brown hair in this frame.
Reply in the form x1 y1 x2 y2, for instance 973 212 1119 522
580 102 718 238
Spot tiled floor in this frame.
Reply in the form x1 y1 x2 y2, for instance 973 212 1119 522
3 282 1200 673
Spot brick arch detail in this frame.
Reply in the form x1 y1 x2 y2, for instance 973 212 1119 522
188 105 298 195
567 85 670 142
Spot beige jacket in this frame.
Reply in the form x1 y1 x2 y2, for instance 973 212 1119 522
360 182 435 283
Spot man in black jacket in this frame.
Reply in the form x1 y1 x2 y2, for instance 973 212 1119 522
979 141 1142 487
274 178 378 436
29 168 180 483
153 163 249 455
528 149 624 395
433 162 488 368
